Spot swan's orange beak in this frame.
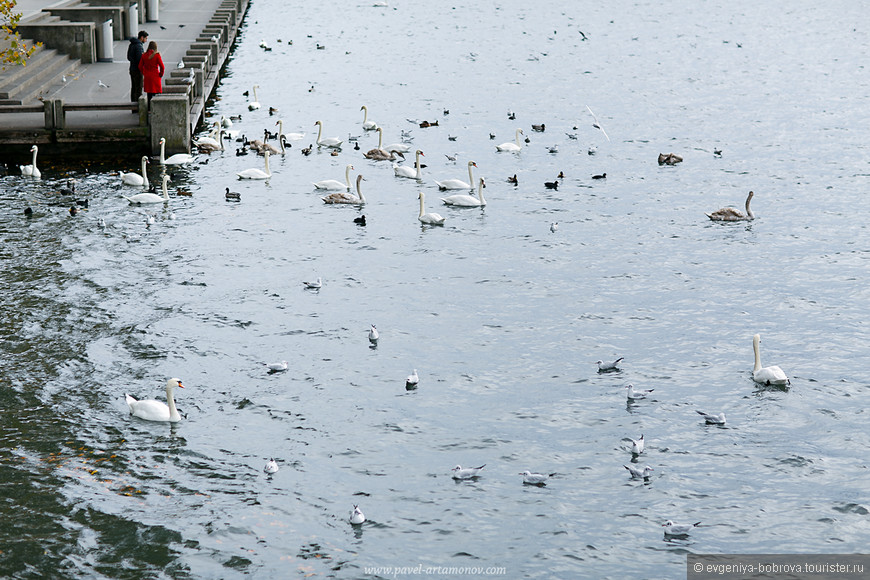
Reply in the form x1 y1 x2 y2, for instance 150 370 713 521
177 381 184 388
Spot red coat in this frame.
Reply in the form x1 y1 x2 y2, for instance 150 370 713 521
138 50 165 94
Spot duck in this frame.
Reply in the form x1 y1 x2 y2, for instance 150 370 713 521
120 156 150 189
247 84 261 110
441 177 486 207
158 138 194 165
417 192 445 225
360 105 378 131
224 187 241 202
658 152 683 165
314 120 342 149
123 174 170 204
496 128 524 152
592 173 606 180
353 214 366 226
435 161 477 190
20 145 41 178
544 180 559 190
507 174 518 185
706 191 755 221
125 378 185 422
301 144 313 156
314 164 354 191
237 150 271 179
393 149 424 179
322 174 366 204
752 333 789 385
531 123 545 132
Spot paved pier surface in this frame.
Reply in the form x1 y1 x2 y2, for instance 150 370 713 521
0 0 242 135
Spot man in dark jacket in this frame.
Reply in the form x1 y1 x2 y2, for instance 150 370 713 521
127 30 148 105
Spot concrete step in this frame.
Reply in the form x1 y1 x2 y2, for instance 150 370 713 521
0 45 80 105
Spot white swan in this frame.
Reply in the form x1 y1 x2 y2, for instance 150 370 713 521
394 149 424 179
193 121 222 149
120 155 150 189
276 119 305 141
707 191 755 221
158 138 194 165
20 145 41 178
496 128 524 152
435 161 477 190
360 105 378 131
322 174 366 204
752 333 789 385
123 174 170 204
248 84 260 110
125 377 184 422
383 132 411 154
196 130 224 153
237 150 271 179
314 120 342 148
417 191 445 225
314 164 354 191
441 177 486 207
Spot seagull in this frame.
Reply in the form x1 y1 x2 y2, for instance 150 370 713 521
696 411 726 425
264 458 279 474
588 146 598 155
97 80 109 88
630 434 645 455
519 470 551 486
586 105 610 141
368 324 379 344
550 222 558 233
624 464 654 479
445 153 458 162
662 520 701 536
452 464 485 480
177 60 184 69
303 277 322 289
350 505 366 525
267 360 288 372
597 357 623 372
625 384 653 400
144 214 156 226
405 369 419 389
547 144 559 153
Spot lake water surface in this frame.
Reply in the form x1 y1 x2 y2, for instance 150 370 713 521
2 1 869 578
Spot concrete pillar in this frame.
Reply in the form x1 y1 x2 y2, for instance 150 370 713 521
137 95 147 126
149 94 190 156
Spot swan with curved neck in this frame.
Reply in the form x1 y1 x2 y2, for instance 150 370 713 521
394 150 424 179
314 120 342 148
752 333 789 385
418 191 445 225
322 174 366 204
196 130 224 153
121 156 150 189
435 161 477 190
262 134 285 155
123 174 170 204
126 378 184 422
496 129 524 152
237 150 271 179
707 191 755 221
20 145 41 178
314 164 354 190
194 121 222 149
364 127 389 159
360 105 378 131
159 138 194 165
441 177 486 207
248 84 260 110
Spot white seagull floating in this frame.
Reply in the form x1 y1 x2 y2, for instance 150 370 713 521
451 464 486 480
405 369 419 388
303 277 322 289
519 470 550 486
752 333 790 386
624 464 654 479
630 434 645 455
267 360 288 372
350 505 366 525
696 410 726 425
368 325 379 344
125 378 185 422
597 357 623 372
264 458 279 474
625 384 653 400
662 520 701 536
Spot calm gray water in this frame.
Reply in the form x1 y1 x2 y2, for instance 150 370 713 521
2 1 869 578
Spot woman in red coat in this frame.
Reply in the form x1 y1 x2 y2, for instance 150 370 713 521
138 41 165 103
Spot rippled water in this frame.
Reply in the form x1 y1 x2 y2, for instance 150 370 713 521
2 1 869 578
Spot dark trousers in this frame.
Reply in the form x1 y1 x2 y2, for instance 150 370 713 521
130 71 143 103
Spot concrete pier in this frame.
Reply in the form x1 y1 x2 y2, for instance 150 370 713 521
0 0 249 159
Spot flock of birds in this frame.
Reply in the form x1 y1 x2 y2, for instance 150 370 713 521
118 326 789 533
